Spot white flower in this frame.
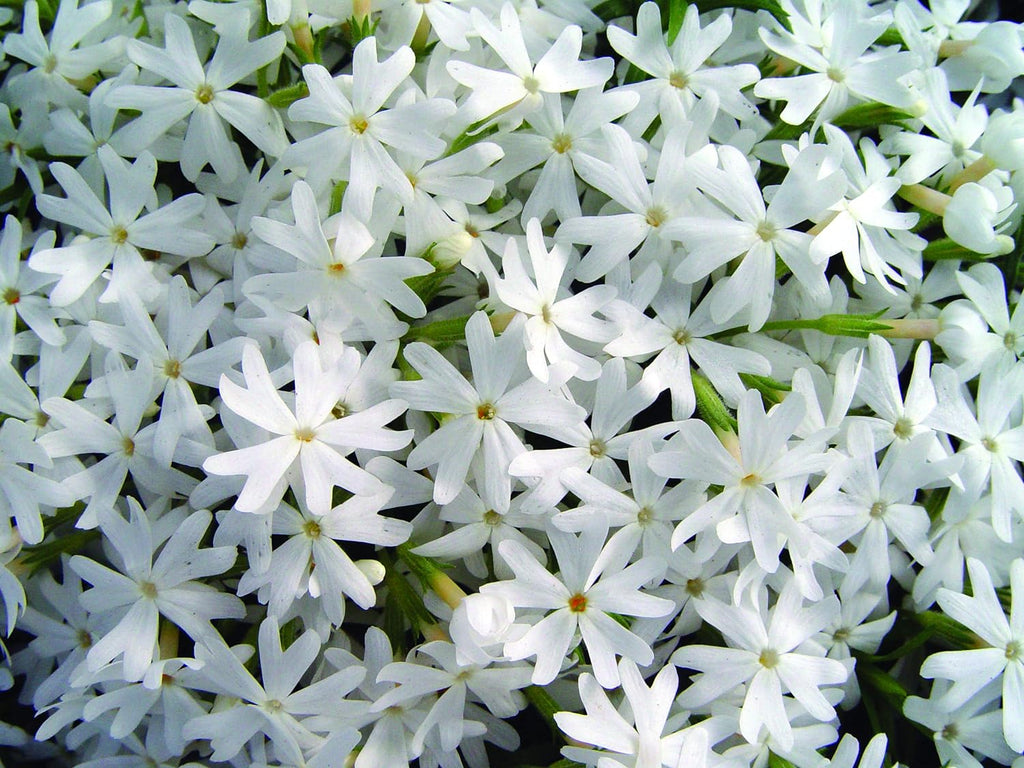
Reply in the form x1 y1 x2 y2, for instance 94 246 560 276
607 2 760 130
391 311 585 508
69 501 243 682
285 38 455 214
492 218 616 381
202 340 410 514
672 583 848 751
920 557 1024 752
244 180 433 341
3 0 122 109
481 519 672 688
556 658 708 768
30 146 214 306
107 13 287 181
663 143 845 330
373 641 532 753
754 3 915 127
183 616 365 764
446 3 613 129
649 390 834 573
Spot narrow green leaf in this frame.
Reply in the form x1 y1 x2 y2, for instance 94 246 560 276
768 753 798 768
832 102 917 130
329 181 347 216
524 685 564 741
856 660 908 710
404 315 471 344
266 82 309 109
592 0 639 22
695 0 791 33
692 372 738 433
739 373 791 404
666 0 685 45
448 121 500 157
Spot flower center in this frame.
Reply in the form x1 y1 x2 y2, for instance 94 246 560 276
869 500 887 518
941 723 959 740
110 226 129 245
832 627 850 643
645 206 668 228
163 359 181 379
232 231 248 250
2 287 20 305
1006 640 1022 660
551 133 573 154
826 66 845 83
756 220 776 241
139 580 158 599
327 262 346 274
522 75 540 94
476 403 496 421
263 699 284 713
303 519 322 539
685 577 704 597
35 411 50 428
295 427 316 442
76 628 93 648
672 328 691 346
122 436 136 456
331 402 349 418
758 648 779 668
1004 331 1018 351
636 506 653 525
43 54 58 73
892 417 913 439
350 115 369 134
483 509 502 526
588 438 606 458
567 593 588 613
540 303 553 323
740 473 761 487
668 71 688 89
982 436 999 453
195 83 215 104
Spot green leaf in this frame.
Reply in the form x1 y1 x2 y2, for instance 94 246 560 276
396 543 451 587
768 753 798 768
856 659 908 710
20 529 101 575
329 181 347 216
914 610 985 650
692 372 738 433
404 315 471 345
592 0 639 22
694 0 791 33
665 0 685 45
381 557 437 644
760 311 894 339
524 685 564 741
345 14 378 45
404 264 450 307
876 27 906 48
832 101 917 130
448 121 500 157
266 82 309 109
739 373 791 404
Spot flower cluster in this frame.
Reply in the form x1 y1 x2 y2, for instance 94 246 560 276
0 0 1024 766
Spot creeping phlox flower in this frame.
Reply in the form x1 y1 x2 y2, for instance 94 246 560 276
3 0 1024 766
